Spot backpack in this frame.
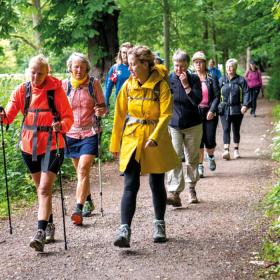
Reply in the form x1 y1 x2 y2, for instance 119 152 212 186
109 64 118 85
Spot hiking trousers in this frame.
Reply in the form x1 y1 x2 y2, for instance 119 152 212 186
120 155 166 226
167 124 202 193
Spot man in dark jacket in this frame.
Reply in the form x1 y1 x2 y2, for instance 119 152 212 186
166 50 203 206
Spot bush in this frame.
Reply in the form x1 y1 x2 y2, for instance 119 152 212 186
267 57 280 100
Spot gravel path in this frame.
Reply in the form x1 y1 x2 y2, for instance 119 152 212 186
0 98 276 280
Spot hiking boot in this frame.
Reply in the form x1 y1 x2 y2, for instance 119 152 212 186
71 207 83 225
30 229 46 252
198 164 204 178
166 192 182 207
233 149 240 159
82 200 95 217
114 224 131 248
189 188 198 204
153 220 167 243
45 223 55 244
222 149 230 160
207 155 216 171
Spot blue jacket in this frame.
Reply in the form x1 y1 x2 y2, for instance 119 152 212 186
169 72 202 129
209 67 222 80
104 63 130 108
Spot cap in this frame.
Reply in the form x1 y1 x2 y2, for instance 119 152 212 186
192 51 207 62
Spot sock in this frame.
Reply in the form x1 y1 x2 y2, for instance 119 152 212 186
48 214 53 224
77 203 83 211
234 147 239 150
86 194 92 202
38 220 48 231
208 154 214 158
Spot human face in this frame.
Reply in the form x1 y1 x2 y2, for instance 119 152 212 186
71 58 88 80
121 47 129 65
193 59 206 73
226 63 236 77
173 60 188 76
30 63 48 87
128 54 149 83
250 63 257 71
209 61 214 68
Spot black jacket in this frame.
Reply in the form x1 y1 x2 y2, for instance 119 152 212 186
219 74 250 116
169 72 202 129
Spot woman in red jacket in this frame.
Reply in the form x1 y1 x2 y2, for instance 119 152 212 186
1 55 73 252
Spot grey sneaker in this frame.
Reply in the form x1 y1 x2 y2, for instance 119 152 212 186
114 224 131 248
222 149 230 160
82 200 95 217
45 223 55 244
30 229 46 252
207 155 216 171
198 164 204 178
189 188 198 204
166 192 182 207
153 220 167 243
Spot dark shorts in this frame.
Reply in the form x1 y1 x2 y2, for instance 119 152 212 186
65 134 100 158
22 149 64 174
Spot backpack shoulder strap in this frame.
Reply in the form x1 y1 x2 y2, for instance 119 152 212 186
47 89 59 120
66 78 72 96
153 81 161 101
24 81 32 116
88 76 98 104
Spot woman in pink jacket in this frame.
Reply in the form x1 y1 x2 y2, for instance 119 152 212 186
245 60 263 117
63 53 107 226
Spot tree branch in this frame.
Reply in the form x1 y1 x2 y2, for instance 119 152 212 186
10 33 39 50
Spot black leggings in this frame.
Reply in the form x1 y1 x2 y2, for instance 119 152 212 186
250 87 260 114
121 156 167 226
220 114 244 144
200 117 219 149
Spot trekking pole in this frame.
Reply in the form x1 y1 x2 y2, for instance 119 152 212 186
96 117 104 217
0 106 12 234
54 125 67 250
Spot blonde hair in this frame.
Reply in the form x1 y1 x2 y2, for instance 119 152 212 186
28 54 50 72
128 45 155 69
226 58 238 71
67 52 91 73
116 42 134 64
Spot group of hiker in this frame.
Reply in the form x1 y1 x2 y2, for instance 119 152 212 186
0 42 263 252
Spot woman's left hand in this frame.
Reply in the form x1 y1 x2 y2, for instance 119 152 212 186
241 106 248 114
206 111 215 120
144 139 157 149
52 121 62 132
94 104 106 117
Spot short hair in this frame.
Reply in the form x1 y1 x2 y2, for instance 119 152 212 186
208 58 216 66
116 42 134 64
172 49 190 64
226 58 238 70
29 54 50 72
67 52 91 73
127 45 155 69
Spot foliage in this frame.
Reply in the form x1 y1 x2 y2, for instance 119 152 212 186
259 105 280 278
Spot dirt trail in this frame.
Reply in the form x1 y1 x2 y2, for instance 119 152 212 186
0 98 277 280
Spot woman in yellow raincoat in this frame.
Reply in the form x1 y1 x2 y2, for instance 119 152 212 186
110 45 179 248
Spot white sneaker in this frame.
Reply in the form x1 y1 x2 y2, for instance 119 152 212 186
222 149 230 160
197 164 204 178
233 149 240 159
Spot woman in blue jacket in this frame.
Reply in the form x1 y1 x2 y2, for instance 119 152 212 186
104 42 133 110
219 58 250 160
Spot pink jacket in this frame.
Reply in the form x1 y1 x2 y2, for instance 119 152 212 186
62 76 106 139
245 70 262 89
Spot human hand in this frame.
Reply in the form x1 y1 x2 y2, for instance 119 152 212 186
178 72 190 89
241 106 248 114
206 111 215 120
52 121 62 132
144 139 157 149
95 103 106 117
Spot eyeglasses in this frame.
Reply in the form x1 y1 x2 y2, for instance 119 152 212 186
194 60 205 65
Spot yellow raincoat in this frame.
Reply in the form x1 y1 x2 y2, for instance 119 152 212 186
110 65 180 174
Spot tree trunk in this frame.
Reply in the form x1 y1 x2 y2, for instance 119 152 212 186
31 0 42 49
209 1 218 62
88 9 119 81
163 0 170 70
222 48 229 74
203 0 209 46
246 46 251 71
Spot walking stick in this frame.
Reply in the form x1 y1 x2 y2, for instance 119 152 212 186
54 129 67 250
0 107 12 234
96 117 104 217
